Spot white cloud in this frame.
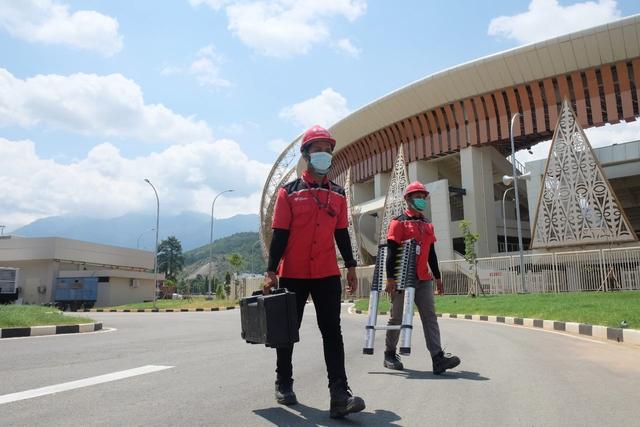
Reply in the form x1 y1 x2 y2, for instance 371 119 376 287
191 0 367 57
189 0 230 11
161 45 230 89
0 68 212 143
336 37 361 57
0 137 271 230
0 0 123 56
516 120 640 165
189 45 231 88
488 0 621 44
279 88 351 128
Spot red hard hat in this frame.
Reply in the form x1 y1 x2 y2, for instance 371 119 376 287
404 181 429 198
300 125 336 152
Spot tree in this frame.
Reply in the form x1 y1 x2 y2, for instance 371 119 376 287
224 271 231 296
157 236 185 281
227 253 245 299
459 220 485 297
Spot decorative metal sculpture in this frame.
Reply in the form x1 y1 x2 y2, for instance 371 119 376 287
379 145 409 244
259 137 301 256
344 167 362 265
531 100 637 248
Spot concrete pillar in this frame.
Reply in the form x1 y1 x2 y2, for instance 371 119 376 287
408 160 438 184
460 146 498 257
425 179 453 261
352 181 374 205
374 172 390 198
525 160 545 234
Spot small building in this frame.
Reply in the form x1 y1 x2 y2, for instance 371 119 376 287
0 235 162 307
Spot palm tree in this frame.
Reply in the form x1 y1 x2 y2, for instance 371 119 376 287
157 236 185 281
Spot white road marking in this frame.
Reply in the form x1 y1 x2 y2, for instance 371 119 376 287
0 365 173 405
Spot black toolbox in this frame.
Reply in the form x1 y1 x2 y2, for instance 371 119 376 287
240 288 299 348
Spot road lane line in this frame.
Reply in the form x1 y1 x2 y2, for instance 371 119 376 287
0 365 173 405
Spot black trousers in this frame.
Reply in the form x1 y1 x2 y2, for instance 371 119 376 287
276 276 347 388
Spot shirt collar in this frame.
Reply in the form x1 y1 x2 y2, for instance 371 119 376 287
404 209 424 219
302 169 329 186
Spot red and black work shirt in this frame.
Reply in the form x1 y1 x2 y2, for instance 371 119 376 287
387 210 437 281
271 170 349 279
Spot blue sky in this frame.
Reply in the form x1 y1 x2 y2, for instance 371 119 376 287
2 0 640 231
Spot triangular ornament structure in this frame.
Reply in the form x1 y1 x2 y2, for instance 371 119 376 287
379 145 409 244
531 100 637 248
344 167 362 265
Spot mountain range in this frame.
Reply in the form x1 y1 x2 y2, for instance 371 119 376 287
10 212 259 251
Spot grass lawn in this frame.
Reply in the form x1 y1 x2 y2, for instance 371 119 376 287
107 296 238 310
353 291 640 329
0 305 94 328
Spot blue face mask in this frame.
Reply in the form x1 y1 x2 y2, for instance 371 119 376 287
411 198 427 211
309 152 332 175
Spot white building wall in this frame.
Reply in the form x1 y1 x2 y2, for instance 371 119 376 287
0 260 57 304
105 277 155 307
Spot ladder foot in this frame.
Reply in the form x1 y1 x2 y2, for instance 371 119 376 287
399 347 411 355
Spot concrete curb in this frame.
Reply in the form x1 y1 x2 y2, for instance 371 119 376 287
349 306 640 347
0 322 103 339
83 306 238 313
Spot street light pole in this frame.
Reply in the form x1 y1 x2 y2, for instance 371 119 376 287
144 179 160 309
509 113 527 293
501 187 515 253
208 189 234 296
136 228 155 249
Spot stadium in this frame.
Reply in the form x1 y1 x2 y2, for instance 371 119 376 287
261 15 640 293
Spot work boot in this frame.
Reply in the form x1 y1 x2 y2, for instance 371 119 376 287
383 351 404 370
329 380 365 419
275 379 298 406
432 351 461 375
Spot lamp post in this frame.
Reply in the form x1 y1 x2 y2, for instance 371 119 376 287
250 239 261 274
501 187 515 253
508 113 527 293
136 228 155 249
208 189 234 297
144 179 160 309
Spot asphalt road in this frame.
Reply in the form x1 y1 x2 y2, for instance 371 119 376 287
1 305 639 426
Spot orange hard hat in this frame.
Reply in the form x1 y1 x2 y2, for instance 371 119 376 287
300 125 336 152
404 181 429 198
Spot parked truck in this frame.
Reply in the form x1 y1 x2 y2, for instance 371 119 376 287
0 267 20 304
54 277 99 311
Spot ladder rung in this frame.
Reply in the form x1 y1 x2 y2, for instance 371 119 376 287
370 325 402 331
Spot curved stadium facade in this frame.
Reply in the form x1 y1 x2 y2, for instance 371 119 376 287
264 15 640 263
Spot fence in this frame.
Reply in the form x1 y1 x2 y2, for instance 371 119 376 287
236 246 640 299
439 246 640 295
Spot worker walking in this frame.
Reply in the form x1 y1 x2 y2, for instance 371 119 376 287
383 181 461 374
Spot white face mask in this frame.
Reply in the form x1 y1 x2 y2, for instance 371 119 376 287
309 152 332 175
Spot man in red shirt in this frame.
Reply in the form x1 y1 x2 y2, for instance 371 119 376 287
264 125 365 419
383 181 461 374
